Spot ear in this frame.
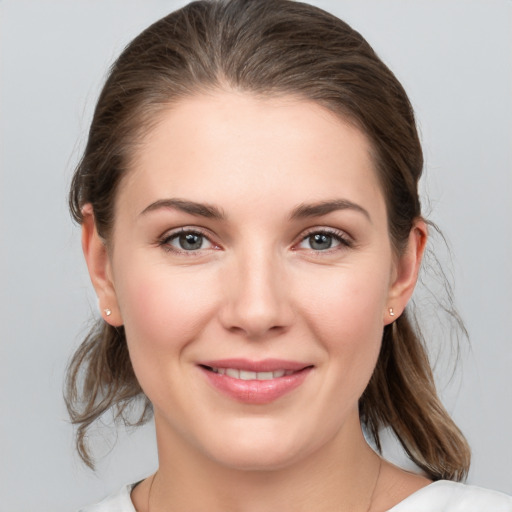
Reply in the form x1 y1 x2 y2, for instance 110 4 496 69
81 204 123 326
384 219 428 325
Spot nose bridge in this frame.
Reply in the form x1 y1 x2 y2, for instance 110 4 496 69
222 242 291 338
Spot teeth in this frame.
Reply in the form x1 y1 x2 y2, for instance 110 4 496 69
209 367 293 380
225 368 240 378
240 370 257 380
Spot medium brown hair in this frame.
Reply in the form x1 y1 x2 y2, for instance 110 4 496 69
66 0 470 478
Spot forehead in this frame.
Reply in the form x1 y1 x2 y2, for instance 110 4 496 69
118 91 385 221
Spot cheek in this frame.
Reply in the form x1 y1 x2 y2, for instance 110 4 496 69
114 260 220 353
296 264 389 341
294 263 389 388
113 261 223 407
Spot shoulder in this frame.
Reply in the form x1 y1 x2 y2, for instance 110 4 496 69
77 484 137 512
388 480 512 511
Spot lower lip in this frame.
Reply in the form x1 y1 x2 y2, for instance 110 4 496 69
200 367 312 404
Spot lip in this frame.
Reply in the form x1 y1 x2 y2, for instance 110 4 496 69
198 359 313 405
199 358 309 372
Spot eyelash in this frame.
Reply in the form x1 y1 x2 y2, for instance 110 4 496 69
157 227 353 255
158 228 218 256
295 228 353 253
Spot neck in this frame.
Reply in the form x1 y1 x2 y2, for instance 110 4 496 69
146 412 381 512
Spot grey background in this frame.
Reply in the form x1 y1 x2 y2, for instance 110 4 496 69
1 1 510 510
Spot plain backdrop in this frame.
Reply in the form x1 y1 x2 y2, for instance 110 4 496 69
1 1 511 510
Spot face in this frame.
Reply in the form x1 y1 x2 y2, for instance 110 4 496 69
85 91 423 471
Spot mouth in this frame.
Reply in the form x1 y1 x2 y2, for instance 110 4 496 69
198 359 313 404
200 366 298 380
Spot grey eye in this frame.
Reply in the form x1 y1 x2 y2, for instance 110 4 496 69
309 233 332 251
297 231 347 252
167 231 212 251
308 233 334 250
178 233 204 250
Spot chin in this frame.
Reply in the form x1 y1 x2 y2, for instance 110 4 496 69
199 425 317 472
211 446 302 472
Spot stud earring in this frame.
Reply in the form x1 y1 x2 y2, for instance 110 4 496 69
388 307 395 317
104 308 112 317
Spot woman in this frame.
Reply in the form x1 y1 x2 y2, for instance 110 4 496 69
66 0 512 510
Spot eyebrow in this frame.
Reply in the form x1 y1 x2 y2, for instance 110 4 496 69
139 197 370 223
139 198 226 220
290 199 371 222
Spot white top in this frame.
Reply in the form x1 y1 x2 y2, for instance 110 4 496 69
79 480 512 511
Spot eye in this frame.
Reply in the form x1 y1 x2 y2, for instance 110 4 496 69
160 229 215 253
297 230 351 251
306 233 337 251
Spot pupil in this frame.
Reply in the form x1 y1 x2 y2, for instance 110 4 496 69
310 233 332 250
179 233 202 250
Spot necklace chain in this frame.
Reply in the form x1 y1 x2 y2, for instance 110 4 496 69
147 456 382 512
366 456 382 512
146 471 156 512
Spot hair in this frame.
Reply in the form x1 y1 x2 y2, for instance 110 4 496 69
66 0 470 479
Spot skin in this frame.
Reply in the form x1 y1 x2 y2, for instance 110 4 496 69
82 91 429 511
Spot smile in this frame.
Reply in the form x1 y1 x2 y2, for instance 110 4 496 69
205 367 296 380
198 359 313 404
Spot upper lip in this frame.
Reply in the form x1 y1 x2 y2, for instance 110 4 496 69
198 358 312 372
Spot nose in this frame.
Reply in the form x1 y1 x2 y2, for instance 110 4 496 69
219 247 294 339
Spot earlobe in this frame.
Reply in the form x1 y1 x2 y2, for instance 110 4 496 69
384 219 428 325
81 204 123 326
